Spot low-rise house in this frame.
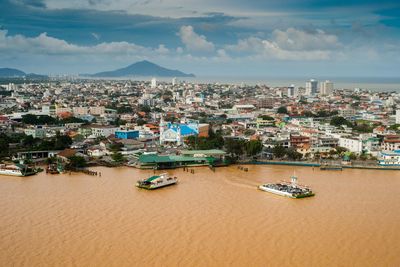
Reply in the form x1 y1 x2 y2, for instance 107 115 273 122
91 125 119 138
24 126 46 138
87 145 107 157
381 135 400 151
115 129 139 139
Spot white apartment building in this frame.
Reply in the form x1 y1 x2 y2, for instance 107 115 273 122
73 107 89 116
339 137 363 153
90 125 119 138
396 109 400 124
320 80 334 96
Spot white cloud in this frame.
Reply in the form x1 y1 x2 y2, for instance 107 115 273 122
0 29 164 56
226 28 340 60
178 25 215 52
272 28 341 51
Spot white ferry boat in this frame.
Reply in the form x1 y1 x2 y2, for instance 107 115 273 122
136 173 178 190
0 163 37 177
258 175 314 199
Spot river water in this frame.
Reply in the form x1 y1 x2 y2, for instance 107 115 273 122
0 165 399 267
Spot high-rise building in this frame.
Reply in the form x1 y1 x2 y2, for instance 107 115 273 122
288 84 296 98
396 109 400 124
172 77 177 86
305 79 318 96
320 80 334 96
151 77 157 89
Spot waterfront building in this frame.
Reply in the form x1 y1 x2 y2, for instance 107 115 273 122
338 137 363 153
381 135 400 151
290 134 311 149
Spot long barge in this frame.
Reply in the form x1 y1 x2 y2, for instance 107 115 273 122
258 175 314 199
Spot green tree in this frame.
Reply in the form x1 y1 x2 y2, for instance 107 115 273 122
244 129 256 136
67 156 87 169
22 114 58 125
117 105 133 114
112 152 125 163
277 106 288 114
136 118 147 126
245 140 263 156
0 134 10 159
259 115 274 121
109 142 123 152
54 134 72 150
335 146 348 154
286 148 303 160
139 105 151 113
272 145 286 158
330 116 352 127
225 138 245 157
22 135 37 147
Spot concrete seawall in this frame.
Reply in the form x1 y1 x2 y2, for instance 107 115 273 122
242 160 400 171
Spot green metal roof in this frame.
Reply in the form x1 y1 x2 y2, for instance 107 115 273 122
139 154 211 163
146 175 161 182
139 155 172 163
169 156 209 162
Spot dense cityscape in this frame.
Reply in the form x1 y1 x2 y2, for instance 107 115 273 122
1 77 400 173
1 0 400 265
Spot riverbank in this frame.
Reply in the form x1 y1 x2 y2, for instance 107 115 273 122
242 160 400 170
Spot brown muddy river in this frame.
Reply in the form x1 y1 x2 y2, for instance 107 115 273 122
0 165 399 266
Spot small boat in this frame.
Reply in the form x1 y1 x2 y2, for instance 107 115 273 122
136 173 178 190
0 163 38 177
258 174 314 199
46 161 65 174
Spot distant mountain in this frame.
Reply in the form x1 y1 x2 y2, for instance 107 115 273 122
0 68 26 77
0 68 48 79
87 60 195 78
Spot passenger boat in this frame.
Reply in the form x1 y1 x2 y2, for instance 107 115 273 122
136 173 178 190
0 163 38 177
258 174 314 199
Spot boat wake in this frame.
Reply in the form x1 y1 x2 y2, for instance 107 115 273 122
221 176 259 190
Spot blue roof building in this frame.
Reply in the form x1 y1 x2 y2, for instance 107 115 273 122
115 130 139 139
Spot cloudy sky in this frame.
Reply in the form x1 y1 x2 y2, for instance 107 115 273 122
1 0 400 77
